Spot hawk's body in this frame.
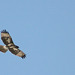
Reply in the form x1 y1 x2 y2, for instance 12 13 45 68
0 30 26 59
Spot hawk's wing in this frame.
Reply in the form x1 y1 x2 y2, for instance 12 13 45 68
8 45 26 58
1 30 14 45
0 45 8 53
1 30 26 58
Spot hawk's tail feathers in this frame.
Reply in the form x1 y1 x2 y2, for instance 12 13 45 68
0 45 8 53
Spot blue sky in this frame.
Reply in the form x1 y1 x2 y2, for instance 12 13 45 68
0 0 75 75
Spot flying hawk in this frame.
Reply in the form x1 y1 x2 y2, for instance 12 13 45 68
0 30 26 59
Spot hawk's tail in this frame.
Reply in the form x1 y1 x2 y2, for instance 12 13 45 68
0 45 8 53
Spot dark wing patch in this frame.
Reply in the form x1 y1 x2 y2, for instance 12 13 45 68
15 45 19 48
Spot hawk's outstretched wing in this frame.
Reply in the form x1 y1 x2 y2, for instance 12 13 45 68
0 45 8 53
1 30 14 45
1 30 26 59
7 45 25 58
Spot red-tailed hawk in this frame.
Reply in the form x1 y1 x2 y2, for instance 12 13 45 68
0 30 26 59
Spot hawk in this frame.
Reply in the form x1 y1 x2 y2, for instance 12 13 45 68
0 30 26 59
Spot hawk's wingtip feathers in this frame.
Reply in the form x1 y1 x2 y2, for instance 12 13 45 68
21 54 26 59
1 30 9 34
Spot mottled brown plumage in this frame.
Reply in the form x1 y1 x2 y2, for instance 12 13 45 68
1 30 26 59
0 45 8 53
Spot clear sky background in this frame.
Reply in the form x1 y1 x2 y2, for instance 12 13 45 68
0 0 75 75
